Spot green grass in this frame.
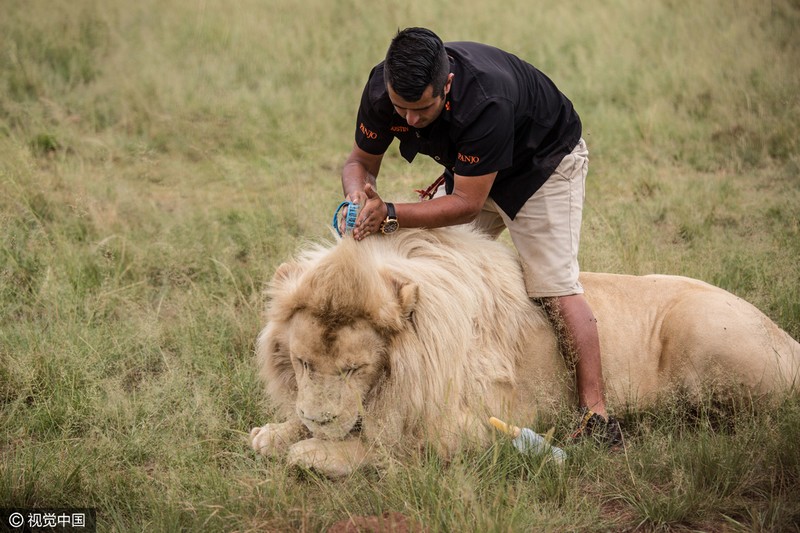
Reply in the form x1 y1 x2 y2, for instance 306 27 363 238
1 0 799 531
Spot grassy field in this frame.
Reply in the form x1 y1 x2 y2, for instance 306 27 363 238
2 0 799 531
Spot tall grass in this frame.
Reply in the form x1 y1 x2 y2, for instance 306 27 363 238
1 0 799 530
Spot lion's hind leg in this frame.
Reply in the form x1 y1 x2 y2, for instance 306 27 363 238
660 287 800 398
250 418 308 458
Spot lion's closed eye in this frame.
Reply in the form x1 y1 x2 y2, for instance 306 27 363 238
342 365 365 378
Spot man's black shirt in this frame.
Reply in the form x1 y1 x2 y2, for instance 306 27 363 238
354 41 582 219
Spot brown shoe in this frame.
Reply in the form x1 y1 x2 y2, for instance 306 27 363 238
570 409 624 449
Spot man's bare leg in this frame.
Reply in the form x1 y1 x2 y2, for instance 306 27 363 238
556 294 609 418
540 294 608 419
539 293 623 447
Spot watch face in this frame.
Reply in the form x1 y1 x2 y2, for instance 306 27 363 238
381 219 399 234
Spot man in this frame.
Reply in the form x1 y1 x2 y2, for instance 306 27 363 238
341 27 622 447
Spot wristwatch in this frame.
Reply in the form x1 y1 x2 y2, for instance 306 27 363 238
380 202 399 234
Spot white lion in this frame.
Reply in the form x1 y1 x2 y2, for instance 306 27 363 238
249 226 799 477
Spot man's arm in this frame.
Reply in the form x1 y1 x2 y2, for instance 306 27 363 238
342 143 384 205
352 171 497 240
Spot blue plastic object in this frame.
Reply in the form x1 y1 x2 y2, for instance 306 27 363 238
333 201 360 237
513 427 568 464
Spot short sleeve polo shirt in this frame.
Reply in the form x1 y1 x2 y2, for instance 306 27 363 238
354 41 582 219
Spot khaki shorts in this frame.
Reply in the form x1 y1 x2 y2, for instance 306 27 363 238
471 139 589 297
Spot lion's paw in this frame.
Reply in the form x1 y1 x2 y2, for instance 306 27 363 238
287 438 370 479
249 420 304 457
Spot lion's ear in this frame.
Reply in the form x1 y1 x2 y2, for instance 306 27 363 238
273 261 302 284
266 261 306 321
268 261 304 295
379 270 419 327
395 279 418 319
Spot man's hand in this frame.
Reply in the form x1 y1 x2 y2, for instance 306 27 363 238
345 189 368 206
352 184 388 241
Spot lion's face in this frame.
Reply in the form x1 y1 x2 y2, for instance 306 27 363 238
286 310 388 440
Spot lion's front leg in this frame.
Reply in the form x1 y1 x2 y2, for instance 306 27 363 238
250 418 307 458
287 437 372 478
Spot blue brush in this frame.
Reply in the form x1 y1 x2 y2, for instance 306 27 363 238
333 201 360 237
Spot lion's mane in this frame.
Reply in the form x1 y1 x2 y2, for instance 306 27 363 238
257 226 561 453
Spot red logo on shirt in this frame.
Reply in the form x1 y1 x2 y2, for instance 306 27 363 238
390 125 409 133
359 123 378 140
458 152 481 164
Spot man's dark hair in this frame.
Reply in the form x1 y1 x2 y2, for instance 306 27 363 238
384 27 450 101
